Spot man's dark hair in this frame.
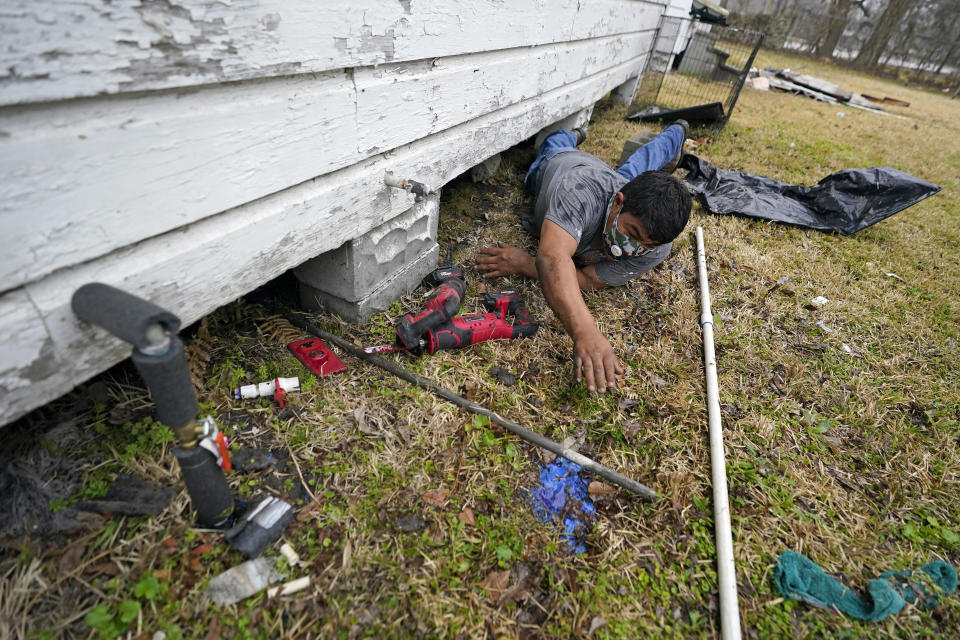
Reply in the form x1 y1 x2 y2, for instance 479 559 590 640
619 170 692 244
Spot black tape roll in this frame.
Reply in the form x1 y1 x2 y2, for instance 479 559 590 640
72 283 180 351
132 337 198 429
172 446 235 528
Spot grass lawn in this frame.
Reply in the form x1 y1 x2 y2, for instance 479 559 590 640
2 48 958 639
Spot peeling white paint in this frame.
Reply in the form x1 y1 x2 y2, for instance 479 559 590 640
0 0 686 425
0 0 664 106
0 57 649 425
0 32 651 291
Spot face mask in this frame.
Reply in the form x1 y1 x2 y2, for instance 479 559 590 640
604 195 654 258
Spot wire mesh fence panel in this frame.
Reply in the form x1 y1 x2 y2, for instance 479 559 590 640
629 17 764 132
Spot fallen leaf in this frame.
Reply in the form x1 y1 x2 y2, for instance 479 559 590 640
396 514 427 532
397 422 412 446
480 569 511 604
520 361 541 380
192 544 215 555
458 507 476 526
356 606 381 626
57 539 87 574
647 373 668 388
463 383 479 401
154 569 170 580
204 616 221 640
588 481 617 496
296 501 322 522
421 488 451 508
354 407 380 436
588 616 607 635
622 422 641 440
489 366 516 386
86 562 122 576
342 538 352 570
820 434 843 447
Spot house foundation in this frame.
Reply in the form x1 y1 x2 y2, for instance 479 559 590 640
295 193 440 322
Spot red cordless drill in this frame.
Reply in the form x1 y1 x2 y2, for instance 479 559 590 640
394 263 466 351
423 290 538 354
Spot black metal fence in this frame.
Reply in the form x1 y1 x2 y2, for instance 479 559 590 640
629 17 765 132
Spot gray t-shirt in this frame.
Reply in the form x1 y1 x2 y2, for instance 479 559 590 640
524 151 671 287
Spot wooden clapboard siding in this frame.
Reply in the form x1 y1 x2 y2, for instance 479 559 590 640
0 32 651 290
0 71 357 290
0 57 645 425
0 0 664 106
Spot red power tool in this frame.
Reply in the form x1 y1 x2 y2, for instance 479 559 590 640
394 263 466 350
424 289 537 354
365 290 538 355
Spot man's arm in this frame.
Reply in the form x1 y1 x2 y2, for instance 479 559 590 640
535 221 622 393
476 244 610 291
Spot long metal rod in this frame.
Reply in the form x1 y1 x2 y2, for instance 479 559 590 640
695 227 742 639
288 314 657 500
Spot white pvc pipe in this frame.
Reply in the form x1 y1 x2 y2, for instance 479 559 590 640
695 226 742 640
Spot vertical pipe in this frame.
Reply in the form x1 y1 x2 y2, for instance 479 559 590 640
695 227 742 640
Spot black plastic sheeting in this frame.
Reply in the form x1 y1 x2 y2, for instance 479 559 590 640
679 154 941 235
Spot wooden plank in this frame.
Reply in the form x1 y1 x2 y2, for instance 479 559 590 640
778 70 853 102
355 32 650 157
0 71 357 292
1 55 645 426
0 0 665 106
0 290 65 424
0 32 651 291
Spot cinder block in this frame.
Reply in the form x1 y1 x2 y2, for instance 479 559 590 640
619 130 657 166
294 193 440 322
470 153 501 183
298 245 440 322
612 74 641 105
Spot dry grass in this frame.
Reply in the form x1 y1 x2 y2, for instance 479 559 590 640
2 48 959 639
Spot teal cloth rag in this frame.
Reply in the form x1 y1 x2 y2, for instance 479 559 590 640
774 550 957 621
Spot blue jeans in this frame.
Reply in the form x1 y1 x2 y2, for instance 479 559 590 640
524 124 685 195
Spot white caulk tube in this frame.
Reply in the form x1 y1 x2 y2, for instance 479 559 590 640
695 227 742 640
235 377 300 400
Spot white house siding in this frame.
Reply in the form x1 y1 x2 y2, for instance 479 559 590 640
664 0 695 61
0 0 678 426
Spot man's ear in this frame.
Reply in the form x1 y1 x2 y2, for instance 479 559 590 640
613 191 625 208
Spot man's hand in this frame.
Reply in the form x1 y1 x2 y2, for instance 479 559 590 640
476 243 537 279
535 221 623 394
572 327 624 393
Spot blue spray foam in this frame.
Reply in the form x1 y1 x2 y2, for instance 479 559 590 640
528 457 596 554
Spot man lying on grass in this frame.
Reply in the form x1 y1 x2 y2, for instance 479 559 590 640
476 121 692 394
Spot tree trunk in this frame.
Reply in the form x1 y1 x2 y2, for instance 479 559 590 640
935 41 958 73
934 12 960 73
883 13 916 67
854 0 919 67
815 0 855 58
